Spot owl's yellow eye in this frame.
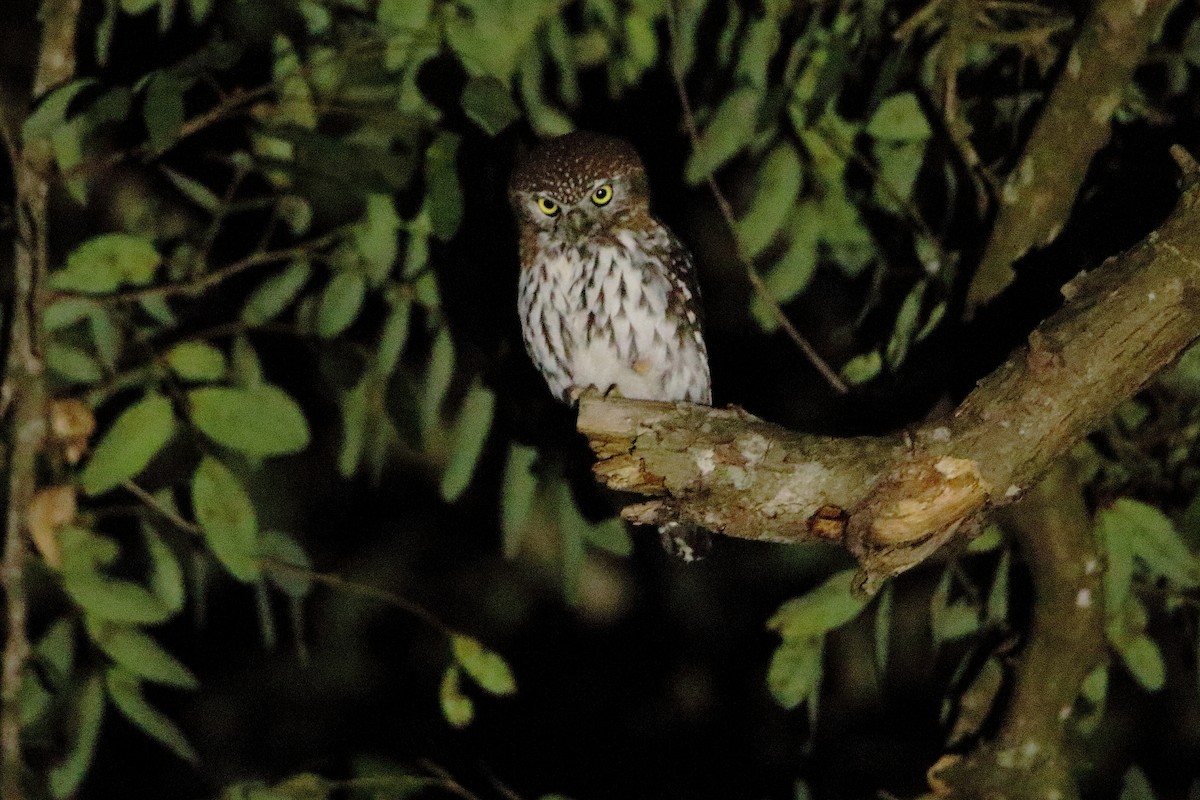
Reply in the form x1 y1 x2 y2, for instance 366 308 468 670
536 197 560 216
591 184 614 206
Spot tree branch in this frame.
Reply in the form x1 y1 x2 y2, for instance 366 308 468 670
966 0 1182 312
1 3 79 799
930 462 1104 799
578 147 1200 593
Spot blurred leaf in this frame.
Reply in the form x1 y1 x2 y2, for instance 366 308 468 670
885 280 926 370
48 674 104 799
47 343 104 384
461 76 520 136
1105 498 1200 588
316 272 367 338
440 380 496 502
86 619 198 689
277 195 312 236
60 526 171 624
985 548 1010 627
752 205 821 329
421 328 455 432
339 378 369 479
80 392 175 496
768 569 869 640
874 582 892 676
144 524 185 614
378 0 430 28
52 234 161 294
121 0 158 13
443 0 544 80
105 665 199 762
188 384 310 457
583 517 632 557
45 298 100 331
1115 633 1166 692
684 88 763 184
737 142 803 258
867 92 931 142
355 194 402 286
230 335 264 388
88 311 121 372
166 341 226 382
501 444 539 558
873 141 926 211
24 79 98 144
425 132 463 241
767 636 823 709
261 530 313 598
930 568 979 645
840 350 882 385
440 665 474 728
143 71 186 153
736 17 782 88
375 295 412 376
451 634 516 695
35 618 77 687
192 456 260 582
241 261 312 325
189 0 213 22
160 166 221 213
518 45 575 136
1119 766 1158 800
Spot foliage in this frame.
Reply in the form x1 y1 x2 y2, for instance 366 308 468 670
8 0 1200 797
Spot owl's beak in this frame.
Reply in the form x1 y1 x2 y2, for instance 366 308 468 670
559 208 589 239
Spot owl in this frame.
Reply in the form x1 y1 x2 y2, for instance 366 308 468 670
509 131 712 560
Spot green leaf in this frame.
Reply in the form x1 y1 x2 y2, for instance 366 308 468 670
421 328 455 432
35 618 77 687
47 342 104 384
582 517 632 557
144 524 185 614
88 311 121 371
736 142 803 259
767 636 823 709
986 548 1010 627
105 666 198 763
378 0 430 29
188 384 310 457
24 79 97 144
440 664 474 728
461 76 520 136
192 456 260 582
52 234 161 294
277 195 312 236
338 378 369 479
866 92 931 142
48 674 105 799
1105 498 1200 589
885 280 926 370
260 530 312 598
736 17 782 88
501 444 540 558
143 71 186 153
86 619 198 689
440 380 496 502
752 205 821 329
684 88 763 184
767 569 869 640
1116 634 1166 692
60 527 171 624
165 341 226 382
45 298 100 331
316 272 367 339
355 194 401 286
230 335 263 387
840 350 882 385
241 261 312 325
80 392 175 496
1118 766 1157 800
873 141 926 211
375 295 412 376
160 166 221 214
425 132 463 241
874 582 892 677
121 0 159 14
451 634 516 696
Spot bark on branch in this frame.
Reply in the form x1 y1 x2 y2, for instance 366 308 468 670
579 147 1200 594
966 0 1181 312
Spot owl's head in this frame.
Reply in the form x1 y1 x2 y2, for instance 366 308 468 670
508 131 650 239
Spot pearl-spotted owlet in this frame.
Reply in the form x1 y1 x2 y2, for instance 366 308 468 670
509 131 712 561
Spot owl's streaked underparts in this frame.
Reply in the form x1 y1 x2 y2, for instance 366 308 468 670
509 131 712 560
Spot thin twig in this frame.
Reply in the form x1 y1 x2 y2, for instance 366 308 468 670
50 229 345 306
665 5 848 395
125 481 453 636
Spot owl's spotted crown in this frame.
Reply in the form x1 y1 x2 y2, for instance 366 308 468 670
509 131 647 205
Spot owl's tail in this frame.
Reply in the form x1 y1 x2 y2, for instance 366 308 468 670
657 521 713 562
